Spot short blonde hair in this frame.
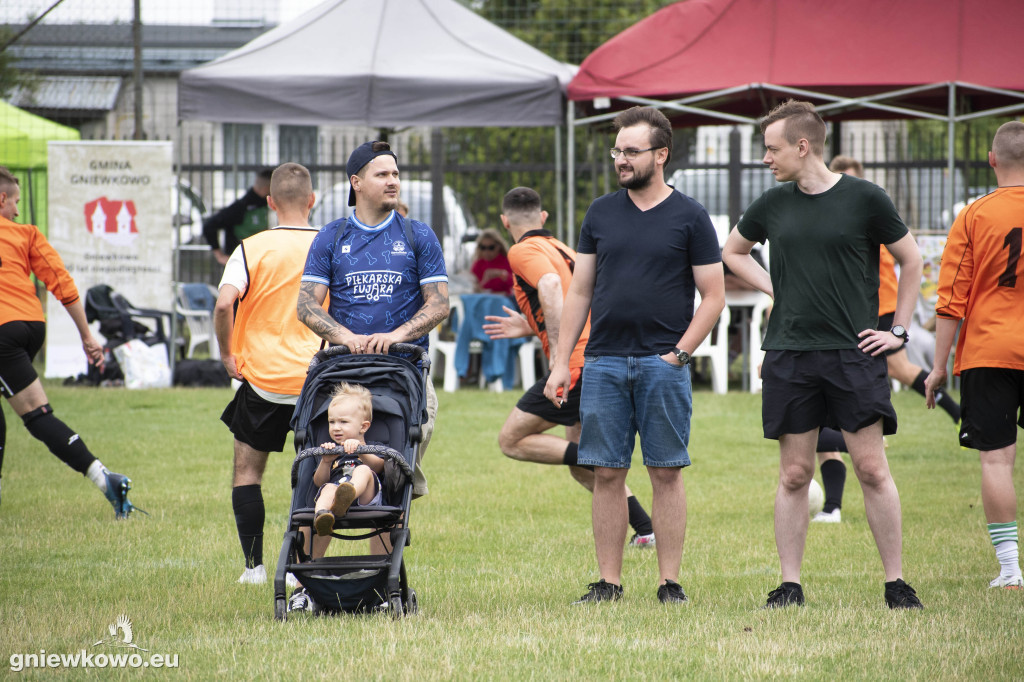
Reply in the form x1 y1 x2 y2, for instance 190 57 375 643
329 382 373 422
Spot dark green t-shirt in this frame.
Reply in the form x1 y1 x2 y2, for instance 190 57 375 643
737 174 908 350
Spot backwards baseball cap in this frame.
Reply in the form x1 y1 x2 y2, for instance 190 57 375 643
346 141 398 206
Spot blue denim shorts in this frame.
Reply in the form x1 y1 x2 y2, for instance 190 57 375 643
578 355 692 469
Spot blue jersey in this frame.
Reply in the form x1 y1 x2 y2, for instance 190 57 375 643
301 210 447 349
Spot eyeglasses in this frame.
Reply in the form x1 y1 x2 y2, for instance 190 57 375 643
480 244 498 251
609 147 660 160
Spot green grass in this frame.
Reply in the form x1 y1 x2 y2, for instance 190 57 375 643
1 381 1022 680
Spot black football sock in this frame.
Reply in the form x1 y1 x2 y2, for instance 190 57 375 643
232 484 265 569
22 405 96 474
0 407 6 482
819 459 847 514
627 495 654 536
562 442 594 471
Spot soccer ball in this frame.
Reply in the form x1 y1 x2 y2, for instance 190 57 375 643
808 478 825 517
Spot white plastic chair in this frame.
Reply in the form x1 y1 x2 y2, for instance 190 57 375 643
691 291 731 394
429 295 464 393
175 283 219 359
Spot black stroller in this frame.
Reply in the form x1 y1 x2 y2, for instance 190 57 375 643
273 344 429 620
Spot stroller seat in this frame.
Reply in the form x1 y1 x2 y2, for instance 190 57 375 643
274 344 429 620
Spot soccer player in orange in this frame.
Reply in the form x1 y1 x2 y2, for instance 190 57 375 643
482 187 655 547
926 121 1024 590
0 166 139 517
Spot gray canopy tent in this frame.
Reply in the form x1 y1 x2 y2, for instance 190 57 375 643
177 0 575 255
178 0 574 129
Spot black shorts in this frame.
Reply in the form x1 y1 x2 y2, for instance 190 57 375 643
220 380 295 453
515 371 582 427
876 312 902 357
761 349 897 439
0 321 45 397
959 368 1024 451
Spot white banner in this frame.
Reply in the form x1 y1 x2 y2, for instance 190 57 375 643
45 141 174 379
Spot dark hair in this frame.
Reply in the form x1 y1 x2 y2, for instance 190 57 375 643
759 100 827 157
612 106 673 164
502 186 542 215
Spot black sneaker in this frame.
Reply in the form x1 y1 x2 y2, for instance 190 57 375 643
287 587 315 613
763 582 804 609
884 579 923 609
573 579 623 604
657 580 688 604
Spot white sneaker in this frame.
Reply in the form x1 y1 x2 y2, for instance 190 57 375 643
989 574 1023 589
286 572 300 589
237 565 267 585
628 532 656 548
812 508 841 523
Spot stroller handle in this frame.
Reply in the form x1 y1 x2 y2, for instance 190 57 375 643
290 444 411 489
311 343 427 367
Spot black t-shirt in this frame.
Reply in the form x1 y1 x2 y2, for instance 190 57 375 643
577 189 722 356
737 174 909 350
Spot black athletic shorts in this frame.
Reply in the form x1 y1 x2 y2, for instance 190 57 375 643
220 380 295 453
959 367 1024 451
515 371 582 427
761 348 897 439
0 321 45 397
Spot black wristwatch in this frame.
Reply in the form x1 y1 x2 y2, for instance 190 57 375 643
673 348 691 366
890 325 909 345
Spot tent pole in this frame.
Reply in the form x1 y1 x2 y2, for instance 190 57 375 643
946 83 956 231
170 120 183 378
554 123 563 243
567 104 575 242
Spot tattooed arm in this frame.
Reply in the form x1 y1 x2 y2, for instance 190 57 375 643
363 281 450 354
297 281 365 353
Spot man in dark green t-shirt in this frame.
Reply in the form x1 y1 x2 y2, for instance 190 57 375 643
723 100 925 611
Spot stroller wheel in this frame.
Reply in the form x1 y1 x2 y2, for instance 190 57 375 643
274 597 287 621
404 589 418 615
389 595 404 620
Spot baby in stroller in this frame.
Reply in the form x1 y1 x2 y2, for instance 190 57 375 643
313 383 384 536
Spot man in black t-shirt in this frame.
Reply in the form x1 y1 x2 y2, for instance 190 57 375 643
723 99 924 610
546 106 725 606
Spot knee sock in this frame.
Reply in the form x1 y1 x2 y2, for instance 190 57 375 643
233 484 265 569
911 370 961 423
627 495 653 536
562 442 594 471
0 407 5 482
22 405 97 476
988 522 1022 578
820 459 847 513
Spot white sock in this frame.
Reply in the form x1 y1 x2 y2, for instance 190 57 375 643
86 460 109 492
995 541 1022 579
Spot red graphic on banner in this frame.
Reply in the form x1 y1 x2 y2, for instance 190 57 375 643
84 197 139 237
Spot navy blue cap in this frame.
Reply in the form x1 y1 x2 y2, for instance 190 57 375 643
346 141 398 206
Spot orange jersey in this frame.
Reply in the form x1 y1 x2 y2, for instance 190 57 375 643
877 245 898 316
507 230 589 372
935 187 1024 373
0 216 79 327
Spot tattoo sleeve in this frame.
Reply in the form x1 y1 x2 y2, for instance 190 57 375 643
393 282 450 341
297 281 350 344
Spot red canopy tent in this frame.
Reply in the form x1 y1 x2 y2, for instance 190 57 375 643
564 0 1024 223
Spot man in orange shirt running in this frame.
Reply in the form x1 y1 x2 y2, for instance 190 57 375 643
0 166 139 517
482 187 655 547
926 121 1024 590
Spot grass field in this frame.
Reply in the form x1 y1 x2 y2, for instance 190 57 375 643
1 378 1022 680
